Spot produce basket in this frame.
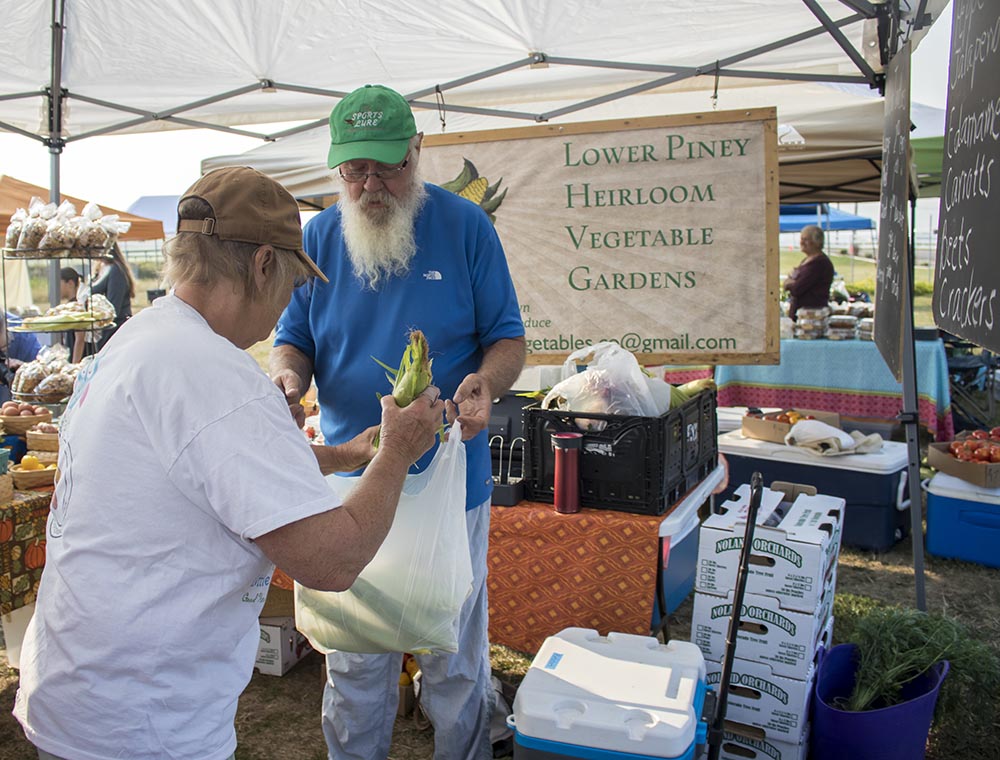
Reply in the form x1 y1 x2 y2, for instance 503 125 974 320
0 410 53 436
25 450 58 465
13 390 71 405
26 430 59 452
10 464 56 489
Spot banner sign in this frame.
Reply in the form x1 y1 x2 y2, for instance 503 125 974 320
422 109 780 364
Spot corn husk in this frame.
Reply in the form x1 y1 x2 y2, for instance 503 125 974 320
371 330 434 446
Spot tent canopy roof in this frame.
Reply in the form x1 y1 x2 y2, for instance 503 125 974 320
0 0 946 148
779 203 875 232
126 195 181 236
202 83 945 204
0 175 165 241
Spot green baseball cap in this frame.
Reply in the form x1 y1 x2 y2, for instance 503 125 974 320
327 85 417 169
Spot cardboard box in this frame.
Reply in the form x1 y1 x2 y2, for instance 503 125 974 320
255 616 311 676
718 726 809 760
260 585 295 618
697 483 845 613
741 409 840 444
928 442 1000 488
691 588 834 681
706 656 813 744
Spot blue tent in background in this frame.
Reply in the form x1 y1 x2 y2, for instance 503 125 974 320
126 195 180 236
779 203 874 232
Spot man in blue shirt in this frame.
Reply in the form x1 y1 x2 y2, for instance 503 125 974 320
0 313 41 404
270 84 525 760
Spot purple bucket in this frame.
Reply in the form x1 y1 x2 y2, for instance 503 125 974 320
811 643 949 760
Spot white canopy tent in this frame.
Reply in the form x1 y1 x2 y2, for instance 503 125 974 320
0 0 948 304
1 1 945 143
0 0 949 621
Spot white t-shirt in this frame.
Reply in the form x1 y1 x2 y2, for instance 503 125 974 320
14 294 339 760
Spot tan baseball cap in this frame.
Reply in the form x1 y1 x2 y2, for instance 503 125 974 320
176 166 328 283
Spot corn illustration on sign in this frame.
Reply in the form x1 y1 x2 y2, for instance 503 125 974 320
439 159 507 223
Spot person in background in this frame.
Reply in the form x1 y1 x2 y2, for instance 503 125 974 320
72 243 136 362
13 167 446 760
92 243 135 346
59 267 80 303
59 267 82 359
0 313 41 404
270 84 526 760
784 224 835 321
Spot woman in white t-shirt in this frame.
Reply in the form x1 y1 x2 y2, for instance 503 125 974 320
14 168 445 760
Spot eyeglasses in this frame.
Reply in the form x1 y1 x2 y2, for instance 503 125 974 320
339 157 409 183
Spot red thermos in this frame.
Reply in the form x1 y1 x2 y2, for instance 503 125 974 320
552 432 583 514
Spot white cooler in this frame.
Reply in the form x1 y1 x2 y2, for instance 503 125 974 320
510 628 708 760
717 431 910 551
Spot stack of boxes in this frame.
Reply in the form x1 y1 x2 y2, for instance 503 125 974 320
691 482 844 760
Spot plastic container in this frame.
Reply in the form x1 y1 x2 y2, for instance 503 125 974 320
651 494 702 623
717 431 910 551
924 472 1000 568
524 391 718 515
811 644 948 760
510 627 708 760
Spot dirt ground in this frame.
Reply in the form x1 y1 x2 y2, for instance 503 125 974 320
1 500 998 759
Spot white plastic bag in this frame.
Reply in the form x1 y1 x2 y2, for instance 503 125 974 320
541 342 659 430
295 422 472 654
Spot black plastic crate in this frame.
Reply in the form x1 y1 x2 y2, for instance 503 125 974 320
524 390 718 515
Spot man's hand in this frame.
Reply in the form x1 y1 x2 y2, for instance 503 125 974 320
379 386 445 465
337 425 379 472
271 368 306 428
446 373 492 441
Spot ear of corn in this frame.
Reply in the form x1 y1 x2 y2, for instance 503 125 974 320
458 177 489 205
438 158 508 224
371 330 435 447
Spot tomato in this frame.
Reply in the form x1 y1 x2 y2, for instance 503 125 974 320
964 440 985 451
776 414 791 424
973 447 993 461
803 415 816 420
972 429 991 439
989 447 1000 464
949 441 965 456
991 427 1000 438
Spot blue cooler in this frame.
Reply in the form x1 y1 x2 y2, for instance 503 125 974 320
717 431 909 551
925 472 1000 568
651 463 725 625
510 628 708 760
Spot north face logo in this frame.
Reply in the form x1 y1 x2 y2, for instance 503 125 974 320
346 109 383 128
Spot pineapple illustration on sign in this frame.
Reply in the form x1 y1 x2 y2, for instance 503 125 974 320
439 158 507 223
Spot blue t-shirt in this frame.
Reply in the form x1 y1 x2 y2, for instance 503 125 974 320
275 183 524 509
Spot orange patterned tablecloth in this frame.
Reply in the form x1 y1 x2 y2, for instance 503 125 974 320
487 502 662 654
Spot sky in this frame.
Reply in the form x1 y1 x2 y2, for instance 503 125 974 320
0 4 954 216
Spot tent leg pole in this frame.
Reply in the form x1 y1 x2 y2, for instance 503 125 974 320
902 196 927 611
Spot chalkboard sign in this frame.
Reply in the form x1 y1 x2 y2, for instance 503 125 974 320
875 41 911 383
933 0 1000 353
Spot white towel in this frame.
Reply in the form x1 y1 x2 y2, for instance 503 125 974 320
785 419 884 456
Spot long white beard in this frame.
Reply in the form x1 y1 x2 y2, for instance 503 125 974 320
339 178 428 290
